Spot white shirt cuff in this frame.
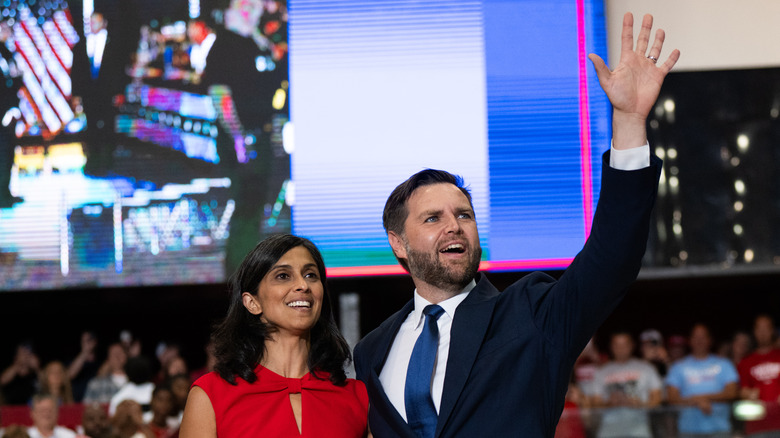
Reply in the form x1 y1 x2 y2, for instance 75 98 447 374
610 142 650 170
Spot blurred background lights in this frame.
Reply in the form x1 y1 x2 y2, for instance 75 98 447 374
737 134 749 153
734 179 746 195
282 121 294 154
733 401 766 421
285 180 295 207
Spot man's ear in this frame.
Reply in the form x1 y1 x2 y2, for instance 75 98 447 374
242 292 262 315
387 231 407 260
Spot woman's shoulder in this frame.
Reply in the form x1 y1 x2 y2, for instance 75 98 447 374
342 377 369 409
192 370 236 395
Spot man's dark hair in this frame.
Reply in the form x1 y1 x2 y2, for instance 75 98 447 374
383 169 473 235
382 169 474 270
212 234 351 386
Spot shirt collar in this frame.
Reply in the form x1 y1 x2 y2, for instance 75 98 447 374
411 279 476 329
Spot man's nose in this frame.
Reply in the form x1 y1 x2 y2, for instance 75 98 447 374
443 214 461 234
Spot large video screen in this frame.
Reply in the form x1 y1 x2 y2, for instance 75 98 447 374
0 0 612 290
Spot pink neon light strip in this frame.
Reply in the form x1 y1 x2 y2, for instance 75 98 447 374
327 258 574 278
576 0 594 238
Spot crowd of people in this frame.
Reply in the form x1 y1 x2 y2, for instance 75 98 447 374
2 314 778 437
0 331 216 438
557 315 780 437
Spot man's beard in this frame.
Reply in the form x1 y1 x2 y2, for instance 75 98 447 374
405 244 482 293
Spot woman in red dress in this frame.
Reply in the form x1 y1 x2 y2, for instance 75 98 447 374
180 234 369 437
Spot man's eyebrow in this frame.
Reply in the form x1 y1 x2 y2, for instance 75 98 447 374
417 209 443 218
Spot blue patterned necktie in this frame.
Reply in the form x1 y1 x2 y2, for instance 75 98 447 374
405 304 445 438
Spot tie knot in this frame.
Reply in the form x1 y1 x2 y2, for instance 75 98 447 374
423 304 445 320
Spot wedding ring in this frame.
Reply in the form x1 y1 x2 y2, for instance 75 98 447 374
647 55 658 63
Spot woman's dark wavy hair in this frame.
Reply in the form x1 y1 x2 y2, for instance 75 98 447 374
212 234 351 386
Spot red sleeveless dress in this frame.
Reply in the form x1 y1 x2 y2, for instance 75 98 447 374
193 365 368 437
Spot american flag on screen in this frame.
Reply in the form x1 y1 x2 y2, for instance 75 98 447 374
5 4 78 138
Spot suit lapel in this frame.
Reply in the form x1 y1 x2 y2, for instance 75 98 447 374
436 274 499 436
371 300 415 374
368 300 416 437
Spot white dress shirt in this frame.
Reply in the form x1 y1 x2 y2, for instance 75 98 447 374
378 143 650 419
379 280 475 420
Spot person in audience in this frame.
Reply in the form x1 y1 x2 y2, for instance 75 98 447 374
573 336 607 403
667 334 688 363
109 357 154 416
666 323 739 438
2 425 31 438
145 386 177 438
84 343 129 404
737 314 780 436
27 394 76 438
77 403 114 438
155 354 187 388
179 234 368 437
153 344 183 386
639 328 671 377
727 330 754 368
166 374 190 422
38 361 74 405
67 332 100 403
110 400 154 438
1 342 40 405
590 332 663 438
118 332 142 360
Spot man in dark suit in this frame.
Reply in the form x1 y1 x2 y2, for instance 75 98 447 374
353 13 680 438
71 11 128 176
187 16 281 276
187 18 271 137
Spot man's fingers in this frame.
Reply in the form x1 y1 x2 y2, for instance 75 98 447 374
646 29 665 63
620 12 634 53
658 49 681 74
634 14 654 55
588 53 610 81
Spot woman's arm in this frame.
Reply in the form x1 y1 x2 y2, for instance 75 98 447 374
179 386 217 438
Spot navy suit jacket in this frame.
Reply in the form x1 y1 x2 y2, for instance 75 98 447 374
354 152 662 437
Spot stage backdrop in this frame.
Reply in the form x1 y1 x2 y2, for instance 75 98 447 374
0 0 611 290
